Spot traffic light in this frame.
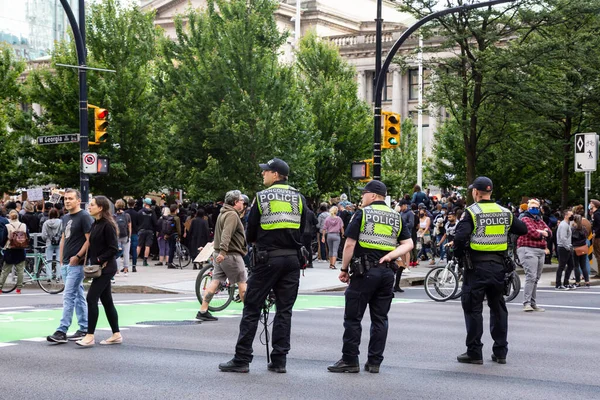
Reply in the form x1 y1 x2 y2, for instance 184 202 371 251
94 108 109 144
382 111 401 149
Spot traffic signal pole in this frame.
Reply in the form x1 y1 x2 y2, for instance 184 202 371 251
372 0 517 181
59 0 89 204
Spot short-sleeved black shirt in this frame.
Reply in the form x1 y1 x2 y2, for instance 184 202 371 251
345 201 411 263
62 209 93 264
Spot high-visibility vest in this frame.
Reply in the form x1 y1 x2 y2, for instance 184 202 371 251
358 204 401 251
257 184 303 230
466 202 512 252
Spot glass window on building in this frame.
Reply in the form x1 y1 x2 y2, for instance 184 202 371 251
372 71 394 102
409 68 430 100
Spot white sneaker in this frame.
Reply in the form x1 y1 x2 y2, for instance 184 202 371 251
523 304 534 312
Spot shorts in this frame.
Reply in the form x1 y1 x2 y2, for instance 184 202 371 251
212 252 247 284
138 229 154 248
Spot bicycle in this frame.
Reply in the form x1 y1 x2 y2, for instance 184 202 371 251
1 251 64 294
195 262 239 311
424 260 459 302
173 238 191 269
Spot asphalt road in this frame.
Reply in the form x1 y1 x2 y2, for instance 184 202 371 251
1 286 599 400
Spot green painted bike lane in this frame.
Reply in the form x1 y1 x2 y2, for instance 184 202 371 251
0 295 424 343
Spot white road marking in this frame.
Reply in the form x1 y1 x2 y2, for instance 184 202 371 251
21 337 47 342
0 343 17 347
507 303 600 311
0 306 34 311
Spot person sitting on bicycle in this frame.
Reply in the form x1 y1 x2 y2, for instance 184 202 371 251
196 190 248 322
439 211 458 262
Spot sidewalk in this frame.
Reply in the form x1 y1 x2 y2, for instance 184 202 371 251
19 258 599 294
98 258 600 294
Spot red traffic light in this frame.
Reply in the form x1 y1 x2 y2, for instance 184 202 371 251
97 109 108 119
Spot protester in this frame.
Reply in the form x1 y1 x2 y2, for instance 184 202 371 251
0 210 29 294
571 214 590 288
555 209 576 290
76 196 121 347
40 208 62 279
322 206 344 269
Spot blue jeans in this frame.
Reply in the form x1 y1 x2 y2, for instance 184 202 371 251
57 265 88 333
44 244 60 279
130 234 139 266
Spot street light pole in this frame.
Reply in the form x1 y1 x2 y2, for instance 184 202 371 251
372 0 517 181
373 0 383 180
59 0 89 204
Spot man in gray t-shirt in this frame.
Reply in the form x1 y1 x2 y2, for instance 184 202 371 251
47 189 93 344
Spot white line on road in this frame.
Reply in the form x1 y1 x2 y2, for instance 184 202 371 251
537 289 600 295
507 303 600 311
0 306 34 311
0 343 17 347
21 337 47 342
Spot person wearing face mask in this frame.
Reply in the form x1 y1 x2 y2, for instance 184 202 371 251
439 211 457 261
589 199 600 277
555 209 576 290
517 199 552 312
453 177 527 365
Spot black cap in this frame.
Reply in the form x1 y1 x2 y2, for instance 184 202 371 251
358 180 387 196
468 176 493 192
259 158 290 176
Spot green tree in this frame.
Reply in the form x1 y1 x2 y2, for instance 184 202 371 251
295 31 373 201
156 0 316 200
382 119 418 198
22 0 162 198
0 44 27 193
398 0 543 202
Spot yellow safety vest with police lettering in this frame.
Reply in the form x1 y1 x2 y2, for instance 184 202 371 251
466 202 512 252
257 184 303 230
358 204 401 251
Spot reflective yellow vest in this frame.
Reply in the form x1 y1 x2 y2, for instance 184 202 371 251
358 204 401 251
257 184 303 230
466 202 512 252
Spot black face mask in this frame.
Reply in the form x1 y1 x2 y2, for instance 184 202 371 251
569 216 574 221
419 213 425 217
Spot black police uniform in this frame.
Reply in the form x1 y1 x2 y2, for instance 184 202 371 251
232 179 307 368
340 201 411 367
453 200 527 362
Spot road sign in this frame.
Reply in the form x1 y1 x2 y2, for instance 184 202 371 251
37 134 79 145
574 133 598 172
82 152 97 174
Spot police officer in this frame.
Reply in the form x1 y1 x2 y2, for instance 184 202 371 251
453 176 527 365
219 158 307 374
328 180 413 374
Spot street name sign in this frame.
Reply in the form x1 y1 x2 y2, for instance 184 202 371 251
37 134 79 145
574 133 598 172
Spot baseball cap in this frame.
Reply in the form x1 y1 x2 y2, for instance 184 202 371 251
358 180 387 196
259 158 290 176
143 198 152 205
468 176 493 192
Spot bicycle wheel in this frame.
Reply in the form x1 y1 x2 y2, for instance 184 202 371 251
504 271 521 303
1 265 18 293
424 266 458 302
195 264 234 311
174 243 192 268
38 260 65 294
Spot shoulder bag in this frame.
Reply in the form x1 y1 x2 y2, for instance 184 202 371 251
82 229 107 278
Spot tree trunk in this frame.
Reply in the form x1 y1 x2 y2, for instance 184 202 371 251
561 118 572 209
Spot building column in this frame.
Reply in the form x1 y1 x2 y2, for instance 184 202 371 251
357 71 367 101
391 68 401 115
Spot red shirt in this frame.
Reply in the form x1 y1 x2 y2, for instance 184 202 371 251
517 215 551 249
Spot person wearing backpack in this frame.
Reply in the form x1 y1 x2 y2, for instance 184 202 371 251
41 208 62 280
156 207 172 266
114 199 132 275
0 210 30 294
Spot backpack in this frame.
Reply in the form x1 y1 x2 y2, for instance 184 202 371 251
49 223 62 246
161 215 176 236
9 223 29 249
115 213 129 238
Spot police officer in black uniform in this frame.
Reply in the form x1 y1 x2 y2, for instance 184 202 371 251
453 177 527 365
328 180 413 373
219 158 307 374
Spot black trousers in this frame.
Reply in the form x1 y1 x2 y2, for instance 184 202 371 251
342 266 394 365
556 246 575 287
86 273 120 335
234 255 300 365
461 261 508 360
394 267 404 289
